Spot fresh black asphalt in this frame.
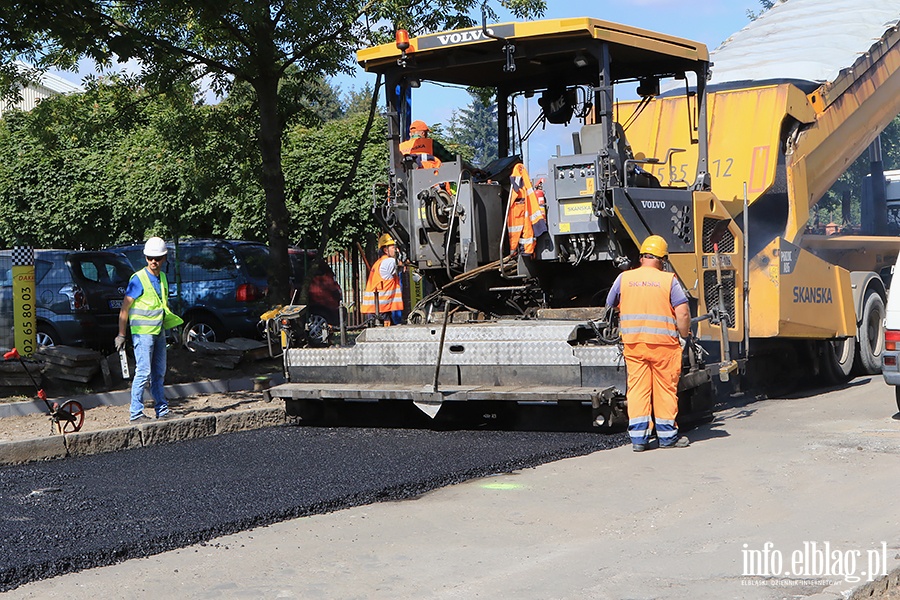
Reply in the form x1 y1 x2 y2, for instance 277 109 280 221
0 423 628 592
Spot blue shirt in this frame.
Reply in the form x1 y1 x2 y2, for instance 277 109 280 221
606 271 688 308
125 268 163 301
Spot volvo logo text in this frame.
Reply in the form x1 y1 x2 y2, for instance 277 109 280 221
437 29 493 45
640 201 666 209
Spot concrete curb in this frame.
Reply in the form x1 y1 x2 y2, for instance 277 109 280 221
0 406 287 466
0 374 285 418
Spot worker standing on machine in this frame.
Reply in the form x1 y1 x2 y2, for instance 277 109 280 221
606 235 692 452
362 234 404 326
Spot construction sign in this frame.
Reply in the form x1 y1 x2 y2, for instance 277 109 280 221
12 246 36 357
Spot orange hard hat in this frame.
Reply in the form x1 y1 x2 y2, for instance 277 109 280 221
410 120 430 133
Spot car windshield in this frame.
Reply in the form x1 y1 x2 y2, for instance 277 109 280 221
234 244 269 279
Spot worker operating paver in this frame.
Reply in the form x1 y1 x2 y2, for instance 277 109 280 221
606 235 692 451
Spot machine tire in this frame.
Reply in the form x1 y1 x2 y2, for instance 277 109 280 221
822 337 855 385
854 291 885 375
895 386 900 414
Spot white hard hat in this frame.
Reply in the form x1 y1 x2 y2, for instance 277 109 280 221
143 236 168 257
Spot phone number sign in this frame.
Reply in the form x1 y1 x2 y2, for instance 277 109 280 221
12 246 36 357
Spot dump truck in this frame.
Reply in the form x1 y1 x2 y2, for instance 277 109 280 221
268 3 900 428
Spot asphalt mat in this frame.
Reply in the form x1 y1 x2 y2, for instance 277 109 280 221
0 424 628 592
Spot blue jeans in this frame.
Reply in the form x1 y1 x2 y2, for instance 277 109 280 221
130 332 168 419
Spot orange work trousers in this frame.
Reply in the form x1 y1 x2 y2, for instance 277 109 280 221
623 341 681 446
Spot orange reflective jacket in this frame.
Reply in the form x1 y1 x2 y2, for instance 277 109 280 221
361 255 403 315
618 266 679 346
506 163 548 255
400 137 442 169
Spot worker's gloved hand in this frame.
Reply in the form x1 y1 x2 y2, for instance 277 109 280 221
115 334 127 352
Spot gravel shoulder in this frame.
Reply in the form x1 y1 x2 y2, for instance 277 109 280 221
0 390 277 443
0 344 284 443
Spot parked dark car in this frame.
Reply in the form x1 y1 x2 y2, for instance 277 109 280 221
0 249 133 350
108 239 271 343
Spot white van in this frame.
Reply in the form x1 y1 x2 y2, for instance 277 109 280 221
882 254 900 411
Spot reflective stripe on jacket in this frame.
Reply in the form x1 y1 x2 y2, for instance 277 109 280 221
618 266 679 346
361 255 403 315
506 163 548 255
129 268 169 335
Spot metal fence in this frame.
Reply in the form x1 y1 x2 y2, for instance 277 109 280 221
324 246 369 328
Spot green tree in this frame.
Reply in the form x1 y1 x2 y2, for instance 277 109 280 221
0 81 261 248
0 0 546 302
446 91 498 166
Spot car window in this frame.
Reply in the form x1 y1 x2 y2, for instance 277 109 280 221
233 244 269 279
71 255 133 285
179 245 237 281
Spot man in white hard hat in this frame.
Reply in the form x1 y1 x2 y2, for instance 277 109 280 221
116 236 176 422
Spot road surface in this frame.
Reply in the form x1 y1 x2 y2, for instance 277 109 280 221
4 376 900 599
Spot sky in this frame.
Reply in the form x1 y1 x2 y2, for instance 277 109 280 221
339 1 760 123
337 0 760 171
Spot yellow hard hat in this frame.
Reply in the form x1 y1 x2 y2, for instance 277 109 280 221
378 233 396 249
410 120 429 134
639 235 668 258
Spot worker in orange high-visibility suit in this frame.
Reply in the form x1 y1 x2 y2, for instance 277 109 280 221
399 120 443 169
362 233 404 325
506 163 548 256
606 235 692 452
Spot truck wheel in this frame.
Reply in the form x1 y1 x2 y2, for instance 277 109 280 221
896 387 900 414
855 291 885 375
823 337 855 384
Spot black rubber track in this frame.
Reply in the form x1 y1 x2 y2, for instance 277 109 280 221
0 425 628 591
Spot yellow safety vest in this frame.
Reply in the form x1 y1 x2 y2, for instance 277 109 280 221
129 269 169 335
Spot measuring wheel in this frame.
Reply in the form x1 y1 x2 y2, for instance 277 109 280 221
53 400 85 434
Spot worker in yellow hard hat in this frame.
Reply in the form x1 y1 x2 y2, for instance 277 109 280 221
605 234 692 452
361 233 404 325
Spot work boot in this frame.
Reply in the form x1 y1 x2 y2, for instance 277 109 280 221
661 436 690 448
130 414 151 424
157 411 176 420
632 444 646 452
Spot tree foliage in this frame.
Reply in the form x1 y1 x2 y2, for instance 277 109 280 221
0 0 545 302
446 91 498 166
0 78 387 251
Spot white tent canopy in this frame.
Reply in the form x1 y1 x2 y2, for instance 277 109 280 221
710 0 900 86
